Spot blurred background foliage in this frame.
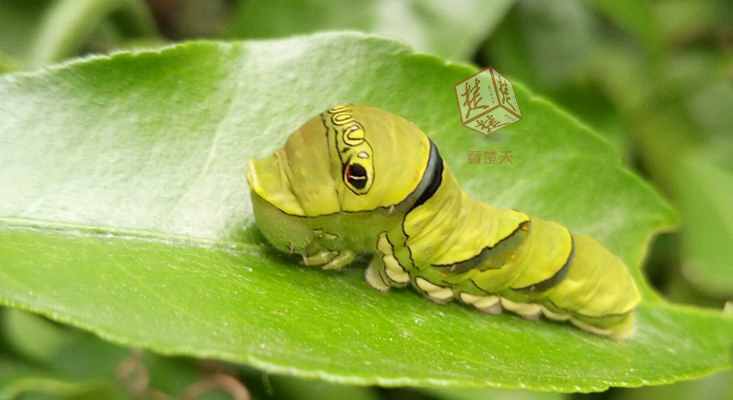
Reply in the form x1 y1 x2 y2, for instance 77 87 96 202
0 0 730 399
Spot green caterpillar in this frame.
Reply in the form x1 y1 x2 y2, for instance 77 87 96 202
247 104 641 339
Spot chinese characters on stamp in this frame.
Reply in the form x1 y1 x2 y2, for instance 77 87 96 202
455 67 521 135
467 149 513 165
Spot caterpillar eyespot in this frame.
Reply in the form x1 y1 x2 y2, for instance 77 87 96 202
247 104 641 339
345 163 368 189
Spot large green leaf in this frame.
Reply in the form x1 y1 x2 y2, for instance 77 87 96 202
0 33 731 392
225 0 515 61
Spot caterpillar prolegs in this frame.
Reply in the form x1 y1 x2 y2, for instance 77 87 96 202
247 105 641 339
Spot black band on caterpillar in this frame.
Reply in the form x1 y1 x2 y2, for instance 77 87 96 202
432 221 529 273
409 140 443 211
515 234 575 293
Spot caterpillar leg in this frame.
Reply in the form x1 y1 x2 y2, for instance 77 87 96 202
365 233 412 290
301 249 354 271
383 255 410 284
322 250 355 270
301 251 337 266
365 256 390 292
415 278 454 303
541 306 569 322
459 293 502 314
501 298 542 320
364 254 410 289
376 232 410 285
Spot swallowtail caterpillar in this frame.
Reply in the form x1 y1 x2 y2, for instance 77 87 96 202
247 104 641 339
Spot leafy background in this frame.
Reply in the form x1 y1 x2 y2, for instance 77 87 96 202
0 0 732 399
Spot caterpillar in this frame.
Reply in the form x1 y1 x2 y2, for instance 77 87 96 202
246 104 641 339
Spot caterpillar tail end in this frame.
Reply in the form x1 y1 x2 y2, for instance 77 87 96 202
608 313 636 341
570 312 637 340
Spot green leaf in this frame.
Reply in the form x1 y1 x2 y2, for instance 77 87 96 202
588 0 662 56
0 0 51 61
29 0 158 68
225 0 515 61
3 310 75 366
0 33 731 392
0 316 115 400
0 309 237 399
0 370 103 400
486 0 600 87
676 148 733 297
0 0 159 70
651 0 722 46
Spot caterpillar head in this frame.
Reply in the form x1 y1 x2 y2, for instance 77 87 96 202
247 105 433 216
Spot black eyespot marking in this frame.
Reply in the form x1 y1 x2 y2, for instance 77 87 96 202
346 163 368 189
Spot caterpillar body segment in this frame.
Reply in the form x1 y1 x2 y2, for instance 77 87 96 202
247 105 641 339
